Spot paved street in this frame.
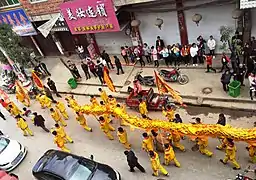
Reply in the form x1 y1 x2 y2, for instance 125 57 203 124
1 94 256 180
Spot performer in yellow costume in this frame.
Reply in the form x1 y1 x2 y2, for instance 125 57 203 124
139 99 148 116
98 116 114 140
164 143 180 167
90 95 99 108
247 142 256 163
50 108 67 126
216 137 228 150
115 104 126 126
117 127 131 149
16 115 33 136
197 136 213 157
54 123 73 143
16 92 30 107
9 104 21 117
162 105 175 122
107 95 117 109
170 130 185 151
149 151 169 177
56 101 69 119
99 88 108 103
75 112 92 132
142 132 154 152
52 130 70 153
39 94 52 108
220 138 240 170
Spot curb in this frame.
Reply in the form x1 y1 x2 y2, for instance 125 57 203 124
58 90 256 112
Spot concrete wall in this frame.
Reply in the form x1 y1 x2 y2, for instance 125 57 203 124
252 8 256 38
184 3 236 53
95 31 132 54
135 12 180 47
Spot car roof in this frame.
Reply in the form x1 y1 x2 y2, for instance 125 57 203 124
32 150 96 179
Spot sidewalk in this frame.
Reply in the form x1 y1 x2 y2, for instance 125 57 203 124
41 56 256 111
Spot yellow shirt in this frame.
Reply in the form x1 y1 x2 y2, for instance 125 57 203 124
100 91 108 103
172 131 181 142
16 93 25 102
55 126 66 138
164 146 175 160
17 118 28 130
56 102 66 112
162 110 175 121
117 130 128 144
90 98 99 107
150 152 160 170
54 135 65 148
51 110 61 121
108 98 117 108
99 120 110 133
139 102 147 115
76 114 87 125
142 136 154 151
10 105 21 116
226 144 237 159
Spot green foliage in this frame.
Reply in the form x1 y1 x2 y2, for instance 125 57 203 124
219 26 234 53
0 24 33 66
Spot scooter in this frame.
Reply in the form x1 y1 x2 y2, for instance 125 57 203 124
134 71 155 86
158 68 189 85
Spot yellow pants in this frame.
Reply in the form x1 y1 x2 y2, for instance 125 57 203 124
60 111 69 120
199 145 213 157
46 102 51 108
104 131 114 140
122 142 131 149
22 127 33 136
164 157 181 167
64 135 73 143
223 156 240 168
173 141 185 151
56 119 67 127
21 100 30 107
108 124 115 131
82 123 92 132
59 145 71 153
120 119 126 126
153 165 168 176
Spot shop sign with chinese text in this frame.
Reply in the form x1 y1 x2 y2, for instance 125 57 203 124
0 8 37 36
60 0 120 34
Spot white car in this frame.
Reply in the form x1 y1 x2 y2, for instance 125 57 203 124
0 136 27 172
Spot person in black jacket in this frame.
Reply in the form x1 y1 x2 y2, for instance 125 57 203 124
217 113 226 126
47 78 62 98
114 56 124 75
43 86 57 103
96 60 104 84
156 36 165 50
39 61 51 76
102 50 114 69
221 70 232 92
81 61 91 80
33 112 50 132
124 150 145 173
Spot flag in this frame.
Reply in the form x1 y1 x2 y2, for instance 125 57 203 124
31 70 44 89
154 71 184 106
103 67 116 92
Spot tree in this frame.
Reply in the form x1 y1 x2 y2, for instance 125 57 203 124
0 24 32 66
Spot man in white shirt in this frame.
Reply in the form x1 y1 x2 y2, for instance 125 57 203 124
190 43 199 66
207 35 216 56
249 73 256 100
77 45 85 60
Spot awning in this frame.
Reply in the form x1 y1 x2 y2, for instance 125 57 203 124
37 14 60 37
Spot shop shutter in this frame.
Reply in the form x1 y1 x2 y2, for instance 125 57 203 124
95 31 132 55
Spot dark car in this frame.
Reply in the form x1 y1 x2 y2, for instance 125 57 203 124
32 149 121 180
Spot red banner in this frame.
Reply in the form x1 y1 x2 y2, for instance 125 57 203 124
32 71 44 89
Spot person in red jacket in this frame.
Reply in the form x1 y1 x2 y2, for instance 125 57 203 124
204 55 216 73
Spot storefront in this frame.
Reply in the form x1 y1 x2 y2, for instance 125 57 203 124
184 1 236 53
60 0 123 57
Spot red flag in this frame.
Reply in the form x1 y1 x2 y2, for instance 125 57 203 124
32 71 44 89
154 71 184 106
103 67 116 92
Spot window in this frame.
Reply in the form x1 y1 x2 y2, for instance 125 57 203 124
0 137 10 154
0 0 20 8
29 0 48 3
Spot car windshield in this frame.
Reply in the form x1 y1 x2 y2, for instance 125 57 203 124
69 163 93 180
0 137 10 154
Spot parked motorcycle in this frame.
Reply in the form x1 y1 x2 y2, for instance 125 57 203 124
134 71 155 86
227 166 256 180
158 68 189 85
